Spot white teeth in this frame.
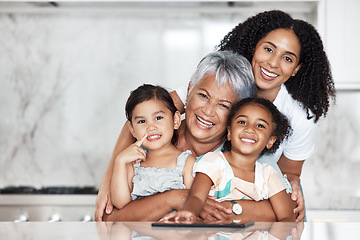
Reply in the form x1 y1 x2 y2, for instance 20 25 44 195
261 67 278 78
241 138 255 143
196 115 215 128
147 135 160 140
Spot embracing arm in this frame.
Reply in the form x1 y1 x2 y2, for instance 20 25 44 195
277 154 305 222
269 190 296 222
170 90 185 114
103 189 189 221
95 121 136 221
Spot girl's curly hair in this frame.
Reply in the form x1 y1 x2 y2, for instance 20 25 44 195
218 10 336 122
222 98 292 156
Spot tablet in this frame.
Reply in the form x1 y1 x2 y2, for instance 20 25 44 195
152 221 254 228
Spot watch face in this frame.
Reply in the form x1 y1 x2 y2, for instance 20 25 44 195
232 204 242 215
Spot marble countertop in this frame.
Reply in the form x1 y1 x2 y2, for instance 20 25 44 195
1 221 360 240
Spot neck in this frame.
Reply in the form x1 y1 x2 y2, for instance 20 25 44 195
224 150 258 172
256 85 281 102
176 124 225 157
145 143 178 162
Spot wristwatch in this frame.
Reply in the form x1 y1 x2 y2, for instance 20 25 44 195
230 200 242 215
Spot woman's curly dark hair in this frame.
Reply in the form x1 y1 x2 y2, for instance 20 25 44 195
218 10 336 122
223 98 292 156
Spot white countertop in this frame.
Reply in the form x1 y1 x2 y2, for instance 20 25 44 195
1 221 360 240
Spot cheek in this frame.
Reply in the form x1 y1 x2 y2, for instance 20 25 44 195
218 111 230 126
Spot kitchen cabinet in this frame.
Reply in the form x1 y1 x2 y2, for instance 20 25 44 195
324 0 360 89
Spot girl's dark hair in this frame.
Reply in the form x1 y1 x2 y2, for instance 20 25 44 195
223 98 292 156
125 84 178 145
218 10 336 123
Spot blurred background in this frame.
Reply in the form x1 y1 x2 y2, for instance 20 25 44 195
0 0 359 221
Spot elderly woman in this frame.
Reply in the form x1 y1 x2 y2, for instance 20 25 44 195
94 50 282 222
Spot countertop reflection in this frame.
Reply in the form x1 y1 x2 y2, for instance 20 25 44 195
1 221 360 240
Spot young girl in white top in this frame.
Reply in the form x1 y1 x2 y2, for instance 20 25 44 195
163 98 295 223
111 84 196 209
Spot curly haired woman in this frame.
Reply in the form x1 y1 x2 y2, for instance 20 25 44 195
171 10 336 222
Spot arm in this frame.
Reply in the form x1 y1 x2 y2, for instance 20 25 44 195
103 189 190 221
163 173 213 223
170 90 185 114
198 197 277 222
277 154 305 222
95 121 136 221
182 155 196 189
110 134 147 209
269 190 296 222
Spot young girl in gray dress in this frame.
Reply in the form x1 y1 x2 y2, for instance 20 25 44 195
111 84 196 209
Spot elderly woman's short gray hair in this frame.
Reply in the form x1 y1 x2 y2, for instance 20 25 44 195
188 51 256 100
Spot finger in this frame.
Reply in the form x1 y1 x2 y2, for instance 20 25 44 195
295 210 305 222
206 198 232 215
291 190 298 201
135 133 147 147
95 208 103 222
199 210 212 221
105 199 113 214
95 196 108 221
163 212 177 221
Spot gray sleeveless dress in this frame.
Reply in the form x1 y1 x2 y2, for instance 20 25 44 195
131 150 192 200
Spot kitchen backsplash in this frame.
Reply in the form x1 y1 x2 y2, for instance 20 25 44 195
0 4 359 210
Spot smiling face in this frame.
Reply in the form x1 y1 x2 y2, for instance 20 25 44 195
129 98 181 151
252 28 301 100
185 73 238 144
227 103 277 157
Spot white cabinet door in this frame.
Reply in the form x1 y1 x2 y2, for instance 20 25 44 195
325 0 360 89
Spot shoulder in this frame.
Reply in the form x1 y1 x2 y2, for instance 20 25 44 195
195 152 227 170
183 151 196 167
197 151 225 163
274 85 317 128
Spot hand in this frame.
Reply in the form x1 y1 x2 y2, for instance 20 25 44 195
95 180 113 221
290 182 305 222
291 222 305 240
163 210 197 224
116 133 147 164
199 197 232 221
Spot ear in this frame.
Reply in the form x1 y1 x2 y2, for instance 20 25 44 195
227 126 231 141
128 121 137 139
292 64 301 76
173 111 181 130
266 136 277 149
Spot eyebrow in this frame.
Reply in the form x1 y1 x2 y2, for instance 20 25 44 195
133 110 165 120
265 41 298 59
236 115 270 126
199 88 234 104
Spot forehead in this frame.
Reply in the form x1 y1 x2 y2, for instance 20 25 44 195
260 28 301 55
235 103 273 120
132 99 171 116
191 73 238 102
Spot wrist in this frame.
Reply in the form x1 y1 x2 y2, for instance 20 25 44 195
168 189 188 211
230 200 242 215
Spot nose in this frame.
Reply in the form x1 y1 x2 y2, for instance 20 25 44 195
146 122 157 132
244 125 255 134
268 54 280 68
202 101 216 117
